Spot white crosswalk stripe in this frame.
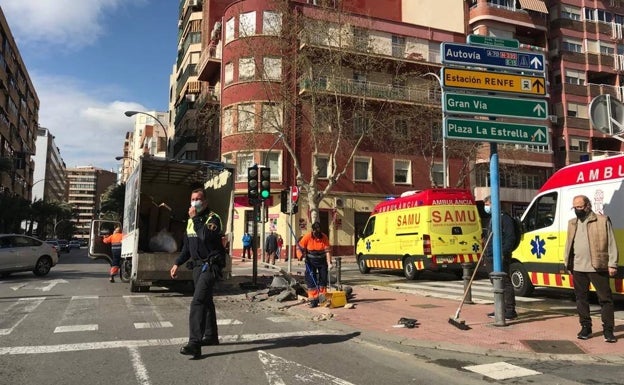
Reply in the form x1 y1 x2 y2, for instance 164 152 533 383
390 279 543 303
0 296 245 336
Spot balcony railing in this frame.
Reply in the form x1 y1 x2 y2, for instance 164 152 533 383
299 32 440 64
299 76 441 104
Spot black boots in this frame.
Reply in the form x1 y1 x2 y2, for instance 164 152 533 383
180 344 201 359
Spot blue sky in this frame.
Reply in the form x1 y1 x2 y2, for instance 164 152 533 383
0 0 178 171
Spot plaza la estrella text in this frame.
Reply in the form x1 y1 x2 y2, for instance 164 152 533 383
447 121 529 139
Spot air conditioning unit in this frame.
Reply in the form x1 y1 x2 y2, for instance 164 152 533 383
186 94 197 102
188 0 200 7
334 197 344 209
548 115 558 123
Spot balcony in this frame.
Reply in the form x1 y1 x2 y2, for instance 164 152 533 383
299 76 441 105
197 42 222 81
299 32 441 65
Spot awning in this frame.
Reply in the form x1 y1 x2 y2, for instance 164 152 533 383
518 0 548 14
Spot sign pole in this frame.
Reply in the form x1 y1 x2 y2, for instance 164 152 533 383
287 187 292 273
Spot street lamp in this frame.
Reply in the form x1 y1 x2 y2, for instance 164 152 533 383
124 110 169 157
420 72 447 188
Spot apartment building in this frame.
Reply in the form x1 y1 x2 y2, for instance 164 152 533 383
184 0 468 256
32 126 67 202
0 7 39 200
66 166 117 241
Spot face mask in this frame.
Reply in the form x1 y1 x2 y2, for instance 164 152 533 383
191 200 203 210
574 209 587 220
484 205 491 215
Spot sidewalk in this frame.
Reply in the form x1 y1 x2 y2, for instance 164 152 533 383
229 256 624 363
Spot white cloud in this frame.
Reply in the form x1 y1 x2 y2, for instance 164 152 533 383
33 73 145 171
0 0 134 49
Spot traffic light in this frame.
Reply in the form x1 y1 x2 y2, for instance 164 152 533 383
259 167 271 200
280 189 289 214
247 166 259 203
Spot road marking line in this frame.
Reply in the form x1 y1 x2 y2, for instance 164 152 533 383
259 350 355 385
128 346 151 385
0 330 337 355
0 297 46 336
218 319 242 325
54 324 98 333
266 317 293 323
463 362 541 380
134 321 173 329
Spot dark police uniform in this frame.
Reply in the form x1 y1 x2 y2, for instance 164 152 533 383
175 208 224 351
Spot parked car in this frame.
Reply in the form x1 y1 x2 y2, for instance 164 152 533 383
45 240 61 257
57 239 70 253
69 240 81 250
1 234 59 277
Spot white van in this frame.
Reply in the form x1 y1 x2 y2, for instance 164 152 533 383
511 155 624 296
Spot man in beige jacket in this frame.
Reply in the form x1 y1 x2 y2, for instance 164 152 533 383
564 195 618 343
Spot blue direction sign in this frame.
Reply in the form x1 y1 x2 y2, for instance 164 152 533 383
441 42 545 73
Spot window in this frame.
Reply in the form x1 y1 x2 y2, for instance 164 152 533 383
236 152 255 181
225 17 235 43
263 11 281 35
239 12 256 37
564 69 585 85
393 160 411 184
353 112 370 135
262 151 281 180
600 44 615 55
432 163 444 187
354 157 371 181
239 57 255 81
224 62 233 85
222 106 233 135
238 103 255 132
262 103 282 131
394 118 408 138
392 35 406 57
523 192 557 232
315 155 330 179
263 57 281 81
567 102 588 118
562 39 582 53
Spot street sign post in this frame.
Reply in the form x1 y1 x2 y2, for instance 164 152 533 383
467 34 519 49
442 68 546 96
442 42 545 72
444 117 549 146
443 92 548 120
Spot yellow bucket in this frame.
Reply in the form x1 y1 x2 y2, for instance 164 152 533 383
327 291 347 308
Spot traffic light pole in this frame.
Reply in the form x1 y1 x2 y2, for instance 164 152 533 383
252 203 259 286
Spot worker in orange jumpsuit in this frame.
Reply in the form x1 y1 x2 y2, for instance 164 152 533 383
103 226 123 283
298 222 332 307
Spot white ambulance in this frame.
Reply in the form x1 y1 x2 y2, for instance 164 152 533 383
511 154 624 296
356 188 482 280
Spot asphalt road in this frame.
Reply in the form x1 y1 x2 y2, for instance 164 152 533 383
1 251 622 385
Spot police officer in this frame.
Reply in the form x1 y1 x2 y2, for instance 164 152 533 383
170 188 225 359
299 222 332 307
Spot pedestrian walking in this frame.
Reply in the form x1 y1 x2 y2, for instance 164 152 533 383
264 231 278 264
170 188 226 359
564 195 618 343
241 232 252 260
276 234 284 261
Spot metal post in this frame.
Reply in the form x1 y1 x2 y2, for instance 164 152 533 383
420 72 447 187
461 262 474 305
287 187 293 273
490 142 506 327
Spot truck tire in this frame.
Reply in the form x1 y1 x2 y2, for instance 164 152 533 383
357 256 370 274
403 257 419 280
130 280 140 293
120 259 132 283
510 262 534 297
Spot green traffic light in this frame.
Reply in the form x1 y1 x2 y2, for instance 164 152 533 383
260 190 270 199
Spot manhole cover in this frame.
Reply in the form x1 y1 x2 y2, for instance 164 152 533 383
522 340 584 354
411 303 441 309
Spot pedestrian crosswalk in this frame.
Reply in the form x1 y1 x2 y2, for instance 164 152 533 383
0 294 286 337
388 279 544 303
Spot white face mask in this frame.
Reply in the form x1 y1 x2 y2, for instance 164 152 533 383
191 200 203 210
484 205 491 214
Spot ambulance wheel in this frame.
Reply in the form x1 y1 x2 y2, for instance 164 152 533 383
510 262 534 297
403 257 419 280
357 256 370 274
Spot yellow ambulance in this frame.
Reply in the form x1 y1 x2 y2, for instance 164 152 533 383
511 154 624 296
356 188 482 280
